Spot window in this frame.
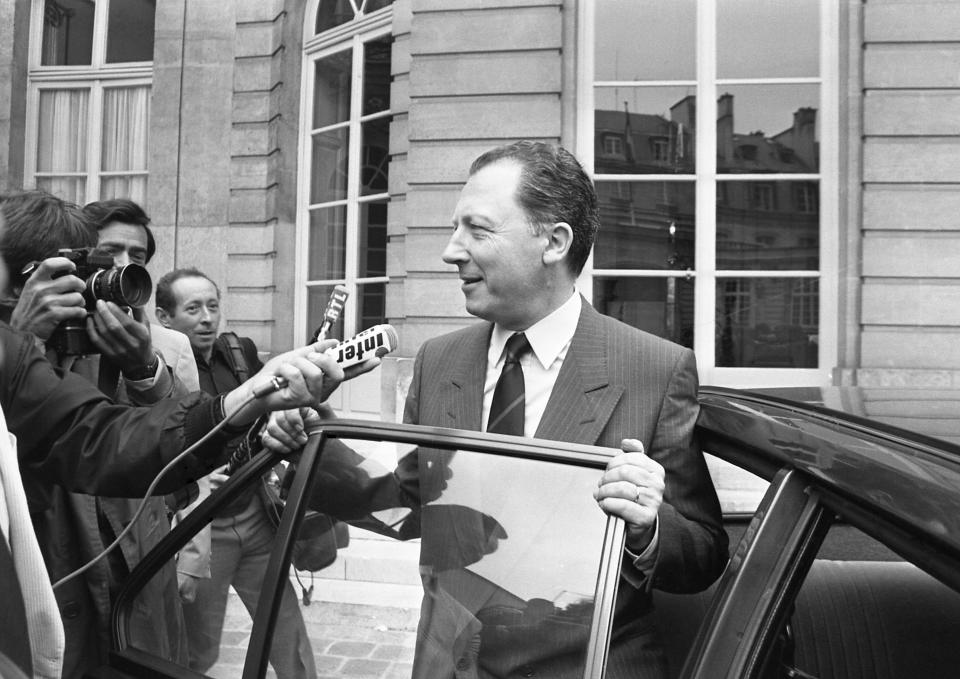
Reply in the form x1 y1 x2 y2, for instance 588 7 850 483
297 1 393 342
108 422 620 679
25 0 154 205
602 135 623 156
651 138 670 162
749 183 775 211
580 0 836 387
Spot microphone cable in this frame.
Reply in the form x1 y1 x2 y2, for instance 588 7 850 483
52 390 260 591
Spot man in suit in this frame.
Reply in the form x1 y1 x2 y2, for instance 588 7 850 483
268 141 728 678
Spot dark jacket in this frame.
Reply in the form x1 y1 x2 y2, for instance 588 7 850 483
0 322 233 678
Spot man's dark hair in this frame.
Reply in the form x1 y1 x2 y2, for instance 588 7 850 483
156 267 220 314
469 140 600 275
83 198 156 263
0 190 97 290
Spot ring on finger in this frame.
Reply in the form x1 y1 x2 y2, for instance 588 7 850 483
634 485 642 504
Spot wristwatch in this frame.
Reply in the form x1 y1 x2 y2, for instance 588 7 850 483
123 353 160 381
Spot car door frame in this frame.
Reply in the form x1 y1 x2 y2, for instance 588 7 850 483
107 420 628 679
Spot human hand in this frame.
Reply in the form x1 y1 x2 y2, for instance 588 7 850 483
593 439 664 553
177 572 200 604
86 301 154 374
9 257 87 340
207 465 230 492
221 340 345 426
261 408 310 454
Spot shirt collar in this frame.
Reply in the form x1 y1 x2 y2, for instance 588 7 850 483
489 290 581 369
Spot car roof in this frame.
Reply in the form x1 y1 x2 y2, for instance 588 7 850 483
697 386 960 563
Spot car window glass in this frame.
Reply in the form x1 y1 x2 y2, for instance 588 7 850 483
123 436 615 679
781 524 960 679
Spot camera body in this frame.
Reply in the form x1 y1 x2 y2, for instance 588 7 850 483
45 247 153 356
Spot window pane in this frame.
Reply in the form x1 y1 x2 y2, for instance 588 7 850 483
315 0 393 34
310 128 350 204
358 201 387 278
594 181 695 270
718 0 819 78
308 206 347 279
356 281 386 330
715 278 818 367
595 0 695 81
717 181 819 271
363 38 392 116
101 175 147 204
36 176 86 204
313 50 352 129
717 85 820 174
41 0 95 66
595 87 696 175
790 526 960 679
594 276 694 348
307 284 347 342
101 86 150 172
360 118 390 196
106 0 156 63
37 89 89 172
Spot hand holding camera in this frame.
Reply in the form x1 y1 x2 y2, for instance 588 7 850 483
10 256 88 341
18 248 153 362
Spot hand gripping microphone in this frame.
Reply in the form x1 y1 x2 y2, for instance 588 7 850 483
227 323 399 473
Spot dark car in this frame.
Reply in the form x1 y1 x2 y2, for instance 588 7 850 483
87 387 960 678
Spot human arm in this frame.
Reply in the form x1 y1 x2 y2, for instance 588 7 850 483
2 325 348 497
636 349 727 592
86 301 184 401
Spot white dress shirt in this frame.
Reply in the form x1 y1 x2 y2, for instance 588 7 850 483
481 291 659 571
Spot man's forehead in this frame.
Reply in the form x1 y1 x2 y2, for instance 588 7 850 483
172 276 218 301
98 220 148 248
453 160 523 222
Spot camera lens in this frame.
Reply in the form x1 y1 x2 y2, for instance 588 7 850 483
89 264 153 308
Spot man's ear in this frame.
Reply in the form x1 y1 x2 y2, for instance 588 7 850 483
155 307 172 328
542 221 574 267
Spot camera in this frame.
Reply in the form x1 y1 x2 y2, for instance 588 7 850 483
43 247 153 355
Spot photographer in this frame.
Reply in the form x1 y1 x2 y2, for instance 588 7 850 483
0 192 351 679
0 190 192 676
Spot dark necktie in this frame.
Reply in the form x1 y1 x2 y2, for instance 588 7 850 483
487 333 531 436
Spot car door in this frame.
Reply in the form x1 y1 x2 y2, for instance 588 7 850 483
89 421 628 679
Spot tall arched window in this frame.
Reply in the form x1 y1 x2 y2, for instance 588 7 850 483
297 0 394 342
25 0 155 205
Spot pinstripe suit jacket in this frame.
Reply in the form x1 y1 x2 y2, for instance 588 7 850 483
402 298 727 678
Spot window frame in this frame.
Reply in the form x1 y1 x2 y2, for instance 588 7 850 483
295 2 393 342
576 0 839 388
23 0 153 204
108 420 627 679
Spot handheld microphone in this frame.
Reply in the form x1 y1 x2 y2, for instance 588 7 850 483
249 324 399 398
325 323 398 368
228 324 399 474
312 284 349 342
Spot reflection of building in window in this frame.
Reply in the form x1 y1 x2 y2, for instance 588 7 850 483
723 279 752 326
602 135 623 157
750 184 775 211
791 279 819 328
651 138 669 161
797 182 819 213
28 0 155 205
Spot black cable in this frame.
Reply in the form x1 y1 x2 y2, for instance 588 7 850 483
52 391 259 591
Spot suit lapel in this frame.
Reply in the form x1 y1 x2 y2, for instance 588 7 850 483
535 301 624 446
443 323 491 431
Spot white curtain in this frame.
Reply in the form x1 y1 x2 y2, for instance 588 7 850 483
36 88 88 204
101 85 150 204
